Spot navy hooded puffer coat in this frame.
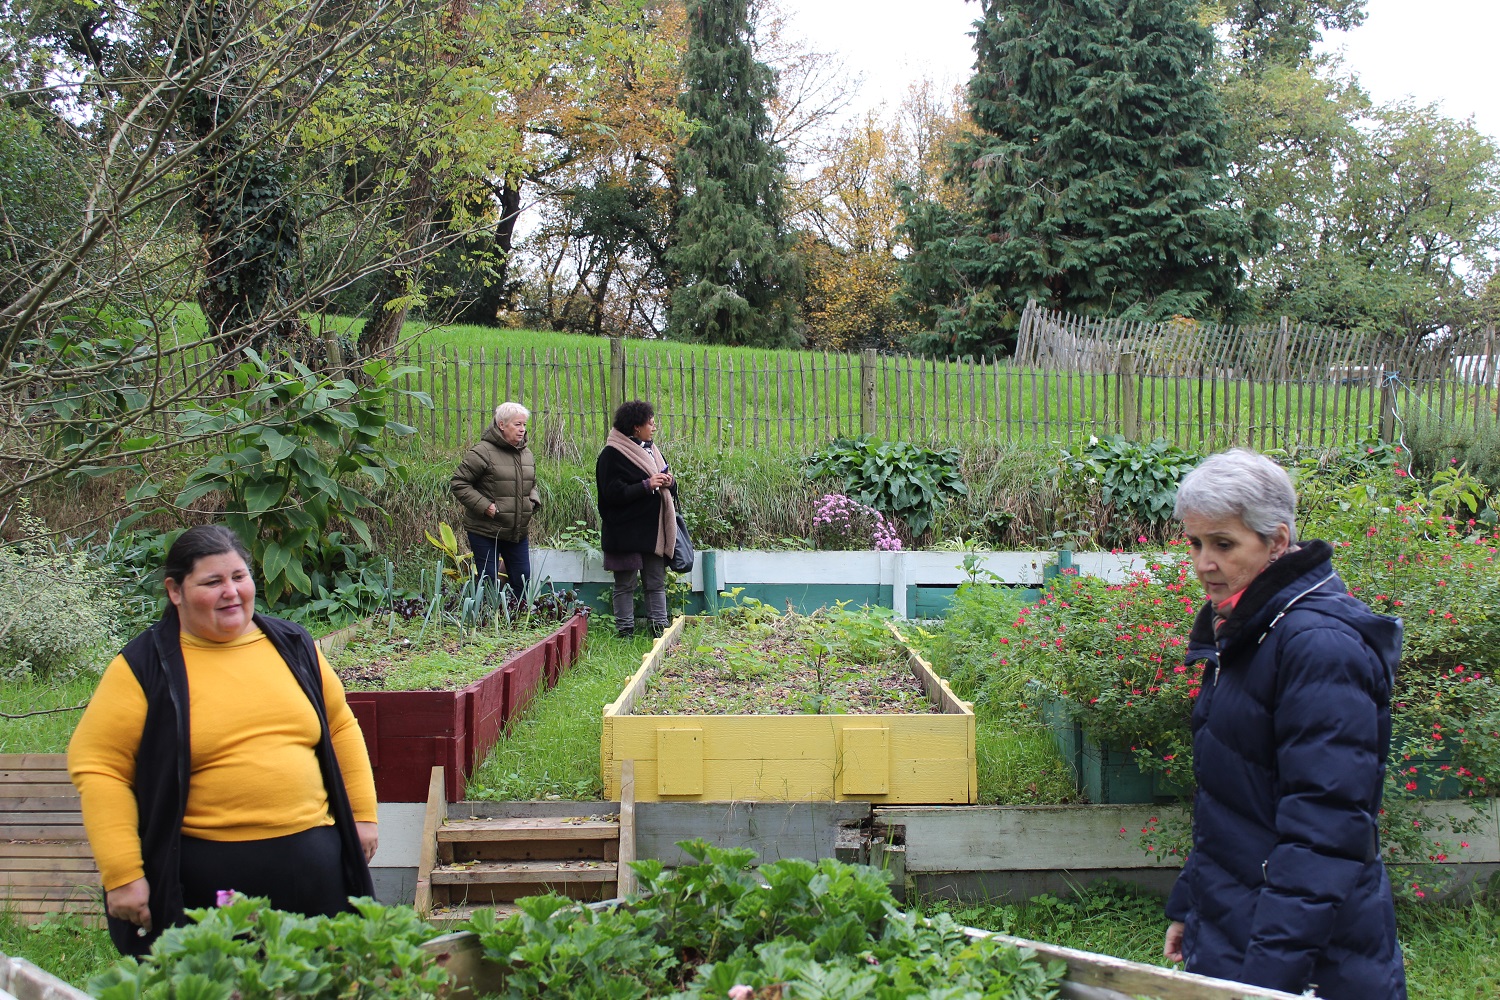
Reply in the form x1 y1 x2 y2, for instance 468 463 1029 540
1165 540 1407 999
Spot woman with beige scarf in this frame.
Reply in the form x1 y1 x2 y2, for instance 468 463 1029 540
596 400 678 638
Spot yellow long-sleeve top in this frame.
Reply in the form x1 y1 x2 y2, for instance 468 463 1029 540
68 628 378 891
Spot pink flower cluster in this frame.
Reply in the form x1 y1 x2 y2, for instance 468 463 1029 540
811 493 902 551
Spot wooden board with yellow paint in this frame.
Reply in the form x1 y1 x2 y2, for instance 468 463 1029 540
601 619 976 804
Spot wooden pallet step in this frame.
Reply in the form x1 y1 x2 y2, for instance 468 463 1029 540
431 860 617 886
437 817 619 842
426 902 520 927
0 885 101 902
1 857 99 872
0 842 96 859
0 871 100 889
0 828 89 842
0 782 78 797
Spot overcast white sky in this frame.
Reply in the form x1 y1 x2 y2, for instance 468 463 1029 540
777 0 1500 141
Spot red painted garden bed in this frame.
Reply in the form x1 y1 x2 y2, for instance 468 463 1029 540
327 612 587 801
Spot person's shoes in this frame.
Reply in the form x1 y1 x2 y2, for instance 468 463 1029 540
615 623 635 639
648 620 666 638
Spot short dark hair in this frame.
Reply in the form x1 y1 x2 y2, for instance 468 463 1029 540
162 525 253 585
613 400 655 436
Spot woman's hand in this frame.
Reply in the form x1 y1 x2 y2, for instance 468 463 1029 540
107 877 152 932
1164 920 1185 963
356 821 379 863
485 502 497 517
648 472 672 490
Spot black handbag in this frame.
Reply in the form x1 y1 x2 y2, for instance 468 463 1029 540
669 510 695 573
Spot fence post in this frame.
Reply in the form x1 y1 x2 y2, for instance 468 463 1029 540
1118 351 1138 439
1379 374 1397 443
1489 324 1498 419
860 349 877 435
609 337 625 416
322 332 343 369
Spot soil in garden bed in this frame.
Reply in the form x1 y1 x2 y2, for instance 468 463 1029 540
327 614 561 692
632 609 936 715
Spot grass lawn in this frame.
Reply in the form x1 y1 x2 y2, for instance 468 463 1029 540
301 309 1417 454
0 673 96 754
466 629 654 801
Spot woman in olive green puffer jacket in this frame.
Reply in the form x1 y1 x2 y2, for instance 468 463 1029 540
450 402 539 597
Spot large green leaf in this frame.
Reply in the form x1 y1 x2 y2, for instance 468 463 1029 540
244 481 283 517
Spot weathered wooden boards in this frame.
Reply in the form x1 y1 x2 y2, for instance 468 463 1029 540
0 755 101 926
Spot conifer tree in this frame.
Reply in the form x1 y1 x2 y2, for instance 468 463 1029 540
667 0 802 346
901 0 1256 357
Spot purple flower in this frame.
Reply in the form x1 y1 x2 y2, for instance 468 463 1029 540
216 889 237 907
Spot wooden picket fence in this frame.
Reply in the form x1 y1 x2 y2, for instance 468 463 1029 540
392 305 1500 453
18 304 1499 457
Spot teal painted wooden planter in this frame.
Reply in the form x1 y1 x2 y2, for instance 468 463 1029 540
1033 688 1187 805
1393 728 1465 799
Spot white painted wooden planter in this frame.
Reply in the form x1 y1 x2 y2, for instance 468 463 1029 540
529 547 1161 618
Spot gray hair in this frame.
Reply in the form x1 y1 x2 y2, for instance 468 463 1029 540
1174 448 1298 543
493 401 530 426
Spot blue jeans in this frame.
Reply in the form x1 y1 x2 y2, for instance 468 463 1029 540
468 533 531 601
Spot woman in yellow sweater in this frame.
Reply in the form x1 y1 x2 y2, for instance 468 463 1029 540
68 525 379 955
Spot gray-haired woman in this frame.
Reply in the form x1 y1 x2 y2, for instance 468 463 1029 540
1163 449 1405 999
451 401 540 599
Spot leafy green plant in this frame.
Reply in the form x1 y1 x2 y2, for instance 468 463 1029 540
424 521 473 583
635 603 923 716
175 353 427 609
462 840 1068 999
1057 435 1199 545
88 895 449 1000
0 503 117 678
805 435 968 538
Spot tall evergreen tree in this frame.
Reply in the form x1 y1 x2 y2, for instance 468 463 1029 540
667 0 802 346
900 0 1256 357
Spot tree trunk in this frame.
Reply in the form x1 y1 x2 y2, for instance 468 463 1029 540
453 177 523 326
362 162 437 356
362 0 471 355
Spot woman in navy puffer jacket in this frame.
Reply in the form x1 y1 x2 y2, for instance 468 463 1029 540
1164 449 1406 999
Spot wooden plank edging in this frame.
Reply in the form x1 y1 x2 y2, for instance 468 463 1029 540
413 767 446 919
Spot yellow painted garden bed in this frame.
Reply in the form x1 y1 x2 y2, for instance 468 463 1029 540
601 617 976 803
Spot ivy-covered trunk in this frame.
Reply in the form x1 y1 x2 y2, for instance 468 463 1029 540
184 0 308 352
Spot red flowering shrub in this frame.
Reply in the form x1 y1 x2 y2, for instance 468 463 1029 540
1299 465 1500 801
1004 560 1203 790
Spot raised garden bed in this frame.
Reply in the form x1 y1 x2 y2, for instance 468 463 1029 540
601 611 976 803
1034 688 1187 805
319 611 588 802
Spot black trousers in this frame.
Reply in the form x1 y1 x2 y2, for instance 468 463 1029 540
179 824 350 919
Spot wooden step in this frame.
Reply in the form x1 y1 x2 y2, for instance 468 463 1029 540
426 901 521 927
432 860 617 886
437 815 621 865
437 816 620 842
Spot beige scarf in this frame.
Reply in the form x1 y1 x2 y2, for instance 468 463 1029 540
605 427 677 558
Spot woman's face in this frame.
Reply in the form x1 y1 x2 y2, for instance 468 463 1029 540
498 414 528 447
632 415 656 441
1181 511 1290 608
165 551 257 642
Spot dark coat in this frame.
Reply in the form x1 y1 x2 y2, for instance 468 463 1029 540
112 608 372 956
596 441 675 556
1165 541 1406 999
451 424 539 541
